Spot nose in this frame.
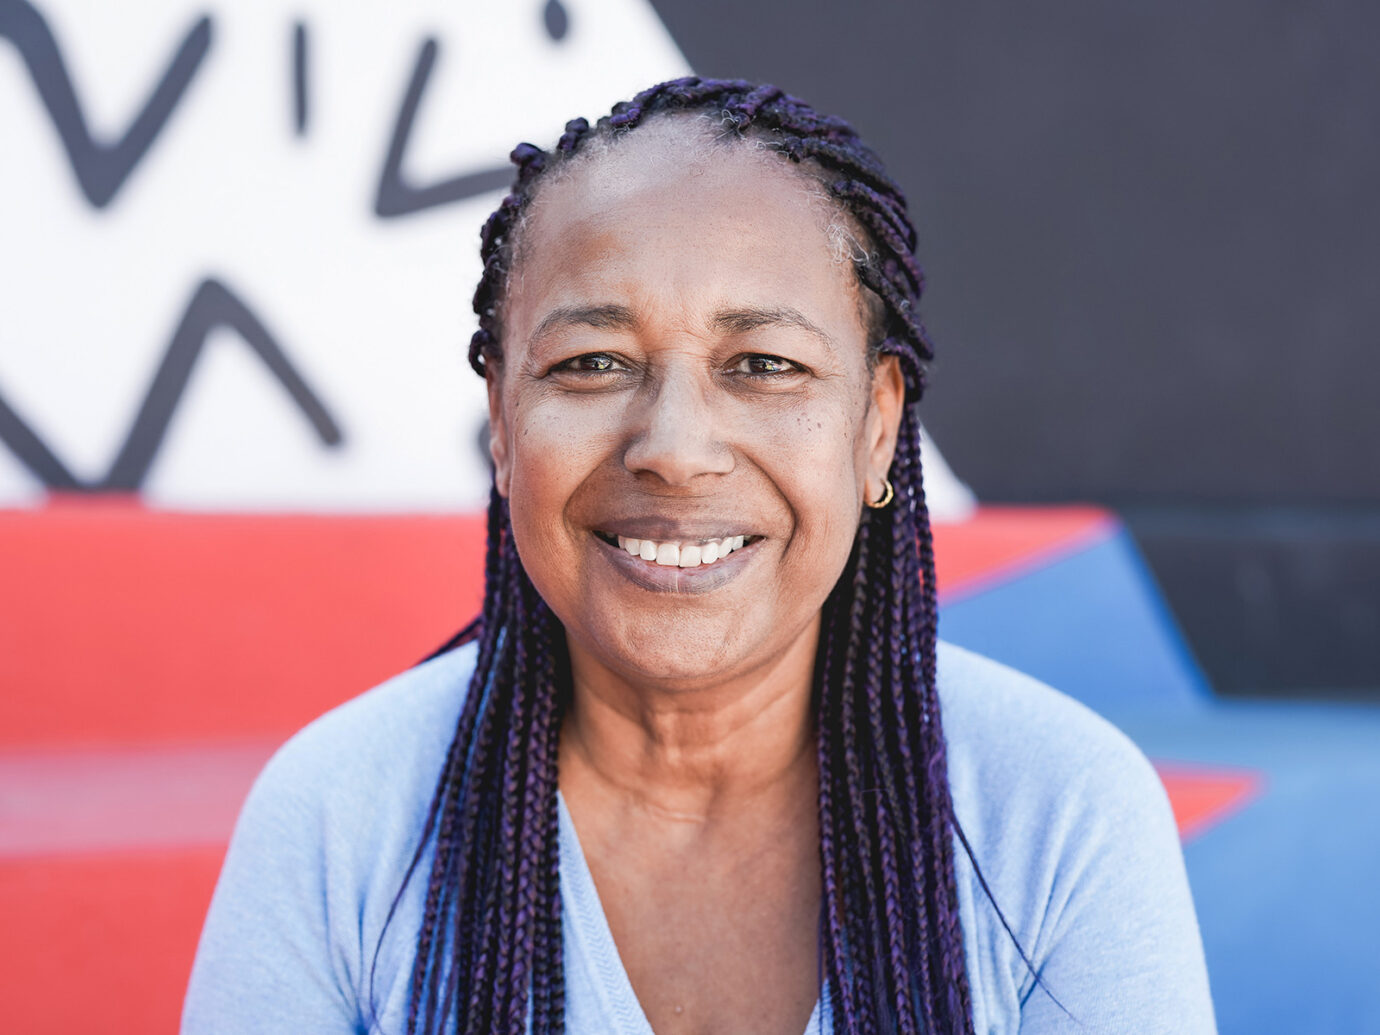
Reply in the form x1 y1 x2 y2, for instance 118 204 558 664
622 370 734 486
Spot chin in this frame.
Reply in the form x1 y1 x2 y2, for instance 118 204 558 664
612 640 739 690
575 609 751 690
619 648 737 689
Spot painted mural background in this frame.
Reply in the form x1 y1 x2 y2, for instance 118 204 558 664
3 3 1377 1032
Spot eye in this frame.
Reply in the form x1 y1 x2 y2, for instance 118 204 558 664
554 352 625 374
730 354 802 377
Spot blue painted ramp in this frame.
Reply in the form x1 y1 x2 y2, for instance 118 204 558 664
939 525 1211 715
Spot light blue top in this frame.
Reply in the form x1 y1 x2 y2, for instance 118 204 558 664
183 641 1215 1034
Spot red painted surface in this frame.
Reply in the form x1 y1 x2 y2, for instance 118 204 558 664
0 846 225 1034
932 505 1116 603
0 497 486 748
1154 762 1265 842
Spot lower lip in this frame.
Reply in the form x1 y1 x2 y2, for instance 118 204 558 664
595 535 757 594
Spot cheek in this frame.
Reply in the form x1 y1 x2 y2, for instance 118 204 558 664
506 392 616 500
502 392 622 598
752 395 869 553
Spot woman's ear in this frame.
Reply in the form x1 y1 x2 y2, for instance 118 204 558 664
866 353 906 495
486 365 512 498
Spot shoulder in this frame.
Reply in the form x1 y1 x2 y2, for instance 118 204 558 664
263 640 474 768
250 641 476 815
933 644 1169 930
934 639 1175 896
935 639 1166 825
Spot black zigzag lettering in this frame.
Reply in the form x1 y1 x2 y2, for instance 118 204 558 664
291 21 308 137
104 278 344 489
373 37 512 219
543 0 569 42
0 386 81 489
0 279 343 492
0 0 211 208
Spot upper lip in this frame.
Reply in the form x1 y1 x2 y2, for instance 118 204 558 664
593 517 757 542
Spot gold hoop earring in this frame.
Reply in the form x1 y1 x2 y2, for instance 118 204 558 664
865 478 894 509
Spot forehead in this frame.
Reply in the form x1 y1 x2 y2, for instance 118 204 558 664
529 115 830 226
505 118 864 337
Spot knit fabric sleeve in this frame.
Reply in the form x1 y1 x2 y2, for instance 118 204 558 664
181 733 363 1034
1013 729 1214 1033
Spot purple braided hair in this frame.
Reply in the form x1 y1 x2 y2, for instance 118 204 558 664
399 77 985 1034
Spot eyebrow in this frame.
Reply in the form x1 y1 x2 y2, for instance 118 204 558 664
710 305 836 352
528 304 639 345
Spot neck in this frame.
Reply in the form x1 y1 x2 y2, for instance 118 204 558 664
558 619 820 827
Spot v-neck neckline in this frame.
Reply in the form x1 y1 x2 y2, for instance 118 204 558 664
555 791 828 1035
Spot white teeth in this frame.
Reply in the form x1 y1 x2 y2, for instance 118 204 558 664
613 534 751 568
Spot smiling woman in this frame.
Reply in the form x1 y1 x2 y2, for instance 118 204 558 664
183 79 1216 1035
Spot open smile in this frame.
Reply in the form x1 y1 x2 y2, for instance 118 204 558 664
594 531 754 568
591 529 763 593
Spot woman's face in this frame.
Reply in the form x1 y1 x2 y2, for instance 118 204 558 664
488 120 905 691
